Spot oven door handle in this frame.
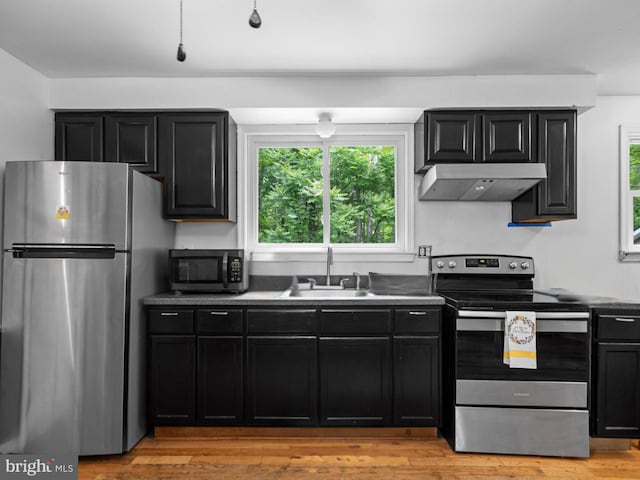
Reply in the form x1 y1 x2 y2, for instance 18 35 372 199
456 318 588 333
458 310 589 319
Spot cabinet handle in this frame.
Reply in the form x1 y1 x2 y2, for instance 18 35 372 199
210 311 229 316
160 312 179 316
614 317 636 323
409 311 427 316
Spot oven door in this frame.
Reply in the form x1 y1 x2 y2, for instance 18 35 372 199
455 310 589 382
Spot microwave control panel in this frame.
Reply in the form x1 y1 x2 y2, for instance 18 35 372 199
230 257 243 282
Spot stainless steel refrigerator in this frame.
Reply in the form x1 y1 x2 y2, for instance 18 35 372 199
0 161 174 455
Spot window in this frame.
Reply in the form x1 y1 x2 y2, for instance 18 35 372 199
619 125 640 261
242 125 413 261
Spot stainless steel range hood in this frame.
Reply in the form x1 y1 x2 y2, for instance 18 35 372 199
418 163 547 201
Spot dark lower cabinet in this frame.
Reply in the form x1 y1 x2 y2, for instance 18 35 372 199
198 336 243 425
246 336 318 426
148 305 441 429
319 337 391 426
592 308 640 438
149 335 196 425
595 343 640 437
393 336 440 426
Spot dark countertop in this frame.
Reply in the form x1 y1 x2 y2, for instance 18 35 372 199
144 291 445 306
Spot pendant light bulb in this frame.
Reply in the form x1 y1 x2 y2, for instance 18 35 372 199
316 114 336 139
176 0 186 62
249 0 262 28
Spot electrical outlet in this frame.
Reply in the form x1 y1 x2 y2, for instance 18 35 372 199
417 244 432 258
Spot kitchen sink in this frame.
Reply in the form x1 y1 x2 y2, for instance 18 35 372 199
280 288 374 299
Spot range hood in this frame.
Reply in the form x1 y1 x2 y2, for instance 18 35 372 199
418 163 547 201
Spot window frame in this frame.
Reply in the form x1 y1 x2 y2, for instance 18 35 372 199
619 124 640 261
239 124 415 263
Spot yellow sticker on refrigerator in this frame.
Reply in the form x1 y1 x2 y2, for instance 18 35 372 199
55 205 70 220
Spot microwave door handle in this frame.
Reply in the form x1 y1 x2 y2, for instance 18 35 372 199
222 252 229 289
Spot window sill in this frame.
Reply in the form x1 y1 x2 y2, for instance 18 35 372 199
249 250 417 263
619 250 640 262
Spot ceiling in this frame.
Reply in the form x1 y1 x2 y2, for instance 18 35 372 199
1 0 639 94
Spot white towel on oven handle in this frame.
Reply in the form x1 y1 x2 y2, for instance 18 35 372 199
503 311 537 369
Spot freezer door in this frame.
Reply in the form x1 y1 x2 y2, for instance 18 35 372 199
3 161 130 250
0 252 128 455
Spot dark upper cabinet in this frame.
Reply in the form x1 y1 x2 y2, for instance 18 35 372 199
149 335 196 426
481 112 534 163
198 336 243 425
104 114 158 173
246 336 318 426
415 111 534 172
319 337 391 426
55 114 104 162
512 111 577 223
415 112 477 170
55 110 237 220
56 112 158 173
159 112 237 221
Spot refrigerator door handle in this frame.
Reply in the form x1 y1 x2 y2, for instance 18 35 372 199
9 244 117 259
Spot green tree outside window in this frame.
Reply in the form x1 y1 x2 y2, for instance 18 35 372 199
258 145 396 244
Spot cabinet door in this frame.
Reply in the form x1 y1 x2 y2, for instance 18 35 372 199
536 111 577 217
319 337 391 426
481 112 534 162
160 113 228 219
393 336 439 426
511 110 577 223
595 343 640 437
246 336 317 426
55 114 103 162
105 114 158 173
198 336 243 425
149 335 196 425
426 112 477 163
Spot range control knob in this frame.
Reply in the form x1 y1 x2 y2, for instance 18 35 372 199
521 261 530 270
436 261 445 269
448 261 457 269
509 261 518 269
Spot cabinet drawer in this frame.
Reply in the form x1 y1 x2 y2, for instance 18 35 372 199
598 315 640 340
394 308 440 334
320 309 392 334
247 309 317 334
149 310 194 334
197 309 243 334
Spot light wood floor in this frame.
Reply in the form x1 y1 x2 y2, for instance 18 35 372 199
79 428 640 480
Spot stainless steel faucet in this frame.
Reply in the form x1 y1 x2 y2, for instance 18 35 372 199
353 272 361 291
326 246 333 286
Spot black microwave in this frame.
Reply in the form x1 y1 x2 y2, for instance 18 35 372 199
169 249 248 293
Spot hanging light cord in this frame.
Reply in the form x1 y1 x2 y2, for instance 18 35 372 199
179 0 184 44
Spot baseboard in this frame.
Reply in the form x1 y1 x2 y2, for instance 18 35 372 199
154 427 439 439
589 437 634 451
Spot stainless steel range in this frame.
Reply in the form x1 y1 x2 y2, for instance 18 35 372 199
433 254 590 458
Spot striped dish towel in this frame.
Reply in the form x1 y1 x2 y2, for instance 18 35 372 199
503 311 537 369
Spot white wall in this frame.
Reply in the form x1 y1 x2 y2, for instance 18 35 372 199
47 74 640 300
0 49 52 242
